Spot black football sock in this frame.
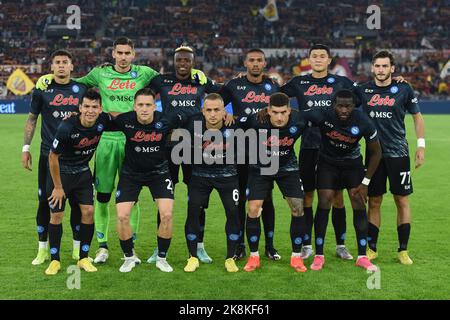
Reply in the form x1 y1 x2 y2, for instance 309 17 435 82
314 207 330 255
353 209 368 256
262 199 275 249
79 223 94 259
397 223 411 252
332 206 346 246
198 208 206 243
303 207 314 246
368 223 379 252
36 201 50 242
246 216 261 253
48 223 62 261
119 238 134 257
290 215 305 253
157 236 171 258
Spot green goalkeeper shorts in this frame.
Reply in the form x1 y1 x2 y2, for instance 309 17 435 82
94 131 126 194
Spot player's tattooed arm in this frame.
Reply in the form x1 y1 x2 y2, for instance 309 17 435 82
22 113 39 171
24 113 38 146
286 197 304 217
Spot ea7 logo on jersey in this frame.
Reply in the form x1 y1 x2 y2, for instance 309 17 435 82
237 86 246 90
365 89 374 93
324 121 334 128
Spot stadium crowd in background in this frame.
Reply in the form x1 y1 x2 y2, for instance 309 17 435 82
0 0 449 99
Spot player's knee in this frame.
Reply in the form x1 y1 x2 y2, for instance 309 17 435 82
117 211 130 224
304 192 314 207
287 197 304 216
159 210 173 224
248 202 262 218
97 192 112 203
394 195 409 209
332 191 345 208
368 196 383 210
82 206 94 222
50 212 64 224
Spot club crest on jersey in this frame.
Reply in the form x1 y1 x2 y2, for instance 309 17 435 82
264 83 272 91
289 126 298 134
72 85 80 93
130 71 137 79
350 126 360 135
327 77 335 84
390 86 399 94
97 124 104 132
155 122 163 129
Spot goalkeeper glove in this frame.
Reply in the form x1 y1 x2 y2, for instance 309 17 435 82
36 74 54 90
191 68 207 85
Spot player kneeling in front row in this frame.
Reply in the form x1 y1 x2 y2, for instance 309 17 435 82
113 88 194 273
306 90 381 271
183 94 240 273
241 93 308 273
45 90 110 275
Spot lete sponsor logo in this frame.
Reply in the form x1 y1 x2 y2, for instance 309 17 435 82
106 79 137 90
304 85 333 96
367 94 395 107
49 94 79 106
168 83 198 95
241 91 270 104
130 131 163 142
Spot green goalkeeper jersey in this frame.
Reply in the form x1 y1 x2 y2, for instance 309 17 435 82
75 64 159 113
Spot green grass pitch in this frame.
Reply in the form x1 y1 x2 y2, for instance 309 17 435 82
0 114 449 300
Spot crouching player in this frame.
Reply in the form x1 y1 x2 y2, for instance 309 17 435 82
241 93 308 273
306 90 382 271
45 89 111 275
183 93 241 273
112 88 195 273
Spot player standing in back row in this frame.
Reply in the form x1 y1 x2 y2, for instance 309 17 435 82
220 48 280 261
23 50 87 265
356 50 425 265
280 44 356 260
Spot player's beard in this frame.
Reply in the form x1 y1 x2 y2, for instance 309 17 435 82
375 72 391 82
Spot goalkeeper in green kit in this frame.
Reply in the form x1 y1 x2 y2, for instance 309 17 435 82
36 37 207 263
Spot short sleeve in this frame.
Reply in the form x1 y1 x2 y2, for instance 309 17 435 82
362 114 379 143
205 78 223 93
280 78 298 97
29 89 43 115
405 84 420 114
74 67 100 88
51 122 71 154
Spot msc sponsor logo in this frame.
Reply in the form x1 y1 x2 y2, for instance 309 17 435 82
369 111 393 119
109 95 133 102
135 146 161 153
307 100 332 107
170 100 196 107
